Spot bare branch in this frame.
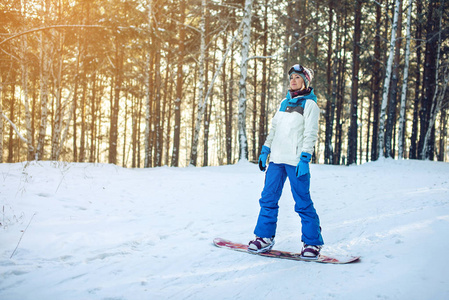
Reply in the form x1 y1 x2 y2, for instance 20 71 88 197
0 25 107 46
246 31 319 62
10 213 37 258
1 113 34 150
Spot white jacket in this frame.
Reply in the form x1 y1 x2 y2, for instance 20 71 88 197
264 89 320 166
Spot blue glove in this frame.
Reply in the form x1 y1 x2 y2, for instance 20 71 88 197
258 146 271 171
296 152 312 177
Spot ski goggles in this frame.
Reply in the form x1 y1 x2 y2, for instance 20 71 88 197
288 64 305 76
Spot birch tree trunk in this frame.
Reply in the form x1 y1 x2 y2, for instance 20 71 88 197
51 3 66 162
51 33 64 161
89 73 97 163
153 42 162 167
137 97 142 167
366 83 373 162
36 31 51 160
398 0 413 159
377 0 400 159
164 72 174 166
438 109 447 161
385 0 403 158
422 66 448 159
7 79 15 163
79 60 87 162
203 38 215 166
21 36 34 160
56 92 75 161
108 38 123 165
237 0 253 162
222 32 231 165
144 51 152 167
189 0 206 166
203 12 211 166
251 59 257 161
131 95 137 168
72 39 81 162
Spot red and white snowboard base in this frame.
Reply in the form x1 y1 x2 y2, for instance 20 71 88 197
213 238 360 264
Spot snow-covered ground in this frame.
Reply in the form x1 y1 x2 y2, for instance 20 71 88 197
1 159 448 300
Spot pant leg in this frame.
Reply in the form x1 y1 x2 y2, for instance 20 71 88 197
254 163 287 238
285 166 324 245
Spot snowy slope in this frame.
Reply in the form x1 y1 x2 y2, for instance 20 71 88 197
1 159 448 300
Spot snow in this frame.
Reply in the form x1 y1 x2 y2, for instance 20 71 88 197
1 159 449 300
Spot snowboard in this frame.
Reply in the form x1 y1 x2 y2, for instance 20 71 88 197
213 238 360 264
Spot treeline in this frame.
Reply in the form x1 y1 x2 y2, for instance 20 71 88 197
0 0 448 167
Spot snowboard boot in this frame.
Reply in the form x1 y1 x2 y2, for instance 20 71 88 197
301 244 322 259
248 236 275 253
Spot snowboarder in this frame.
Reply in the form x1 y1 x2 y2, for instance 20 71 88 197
249 64 324 259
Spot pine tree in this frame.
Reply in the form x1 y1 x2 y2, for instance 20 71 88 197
347 0 362 165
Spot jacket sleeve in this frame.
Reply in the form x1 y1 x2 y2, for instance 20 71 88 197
263 105 281 149
301 100 320 155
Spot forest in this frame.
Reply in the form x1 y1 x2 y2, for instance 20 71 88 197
0 0 448 167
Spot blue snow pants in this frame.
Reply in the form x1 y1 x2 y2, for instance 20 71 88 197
254 162 324 246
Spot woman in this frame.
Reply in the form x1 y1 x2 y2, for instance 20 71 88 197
248 64 324 259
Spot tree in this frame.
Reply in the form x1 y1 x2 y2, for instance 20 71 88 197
347 0 362 165
378 0 400 159
36 30 51 160
398 0 413 159
171 0 186 167
421 2 446 159
258 0 269 156
385 0 403 158
409 0 424 160
237 0 253 162
324 0 335 165
371 0 383 161
108 35 123 165
420 0 443 159
145 0 155 168
1 0 448 166
190 0 207 166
